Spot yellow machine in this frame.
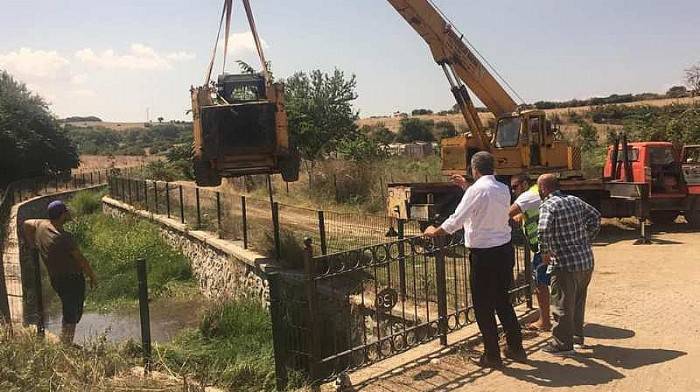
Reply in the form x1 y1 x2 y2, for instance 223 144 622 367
192 0 299 187
386 0 581 221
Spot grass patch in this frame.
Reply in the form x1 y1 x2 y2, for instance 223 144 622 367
158 299 306 391
65 193 195 311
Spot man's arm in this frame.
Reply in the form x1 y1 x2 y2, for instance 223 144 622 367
70 248 97 289
581 200 601 241
22 220 39 248
508 203 523 219
424 186 479 238
538 202 555 263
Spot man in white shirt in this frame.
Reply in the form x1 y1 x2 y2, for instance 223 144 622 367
424 151 526 368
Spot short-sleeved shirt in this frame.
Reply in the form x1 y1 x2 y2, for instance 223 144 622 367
28 219 81 278
514 186 542 249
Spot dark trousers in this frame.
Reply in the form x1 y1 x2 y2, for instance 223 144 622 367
469 242 523 360
550 268 593 348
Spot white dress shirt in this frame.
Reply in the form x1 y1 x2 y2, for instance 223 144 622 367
440 175 512 249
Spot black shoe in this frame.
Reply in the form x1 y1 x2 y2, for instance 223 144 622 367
469 354 504 369
573 336 585 349
503 347 528 363
542 342 575 356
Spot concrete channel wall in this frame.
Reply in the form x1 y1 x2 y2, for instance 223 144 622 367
1 185 106 327
102 197 276 305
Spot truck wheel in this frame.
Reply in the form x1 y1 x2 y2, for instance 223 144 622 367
193 158 221 187
685 211 700 228
650 211 678 225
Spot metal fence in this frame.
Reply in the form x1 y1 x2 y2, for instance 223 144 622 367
107 175 426 258
0 168 122 326
269 232 533 387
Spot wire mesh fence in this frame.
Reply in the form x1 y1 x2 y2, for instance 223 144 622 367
106 175 437 261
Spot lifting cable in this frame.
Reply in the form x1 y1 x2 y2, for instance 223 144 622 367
204 0 270 86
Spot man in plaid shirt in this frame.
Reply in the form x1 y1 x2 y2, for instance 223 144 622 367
537 174 600 355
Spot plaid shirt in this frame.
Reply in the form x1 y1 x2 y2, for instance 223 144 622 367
538 191 601 272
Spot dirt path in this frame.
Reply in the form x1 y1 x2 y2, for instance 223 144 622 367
351 225 700 391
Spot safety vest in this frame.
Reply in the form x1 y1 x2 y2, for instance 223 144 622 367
522 184 540 251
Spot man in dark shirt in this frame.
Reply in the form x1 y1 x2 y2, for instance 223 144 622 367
537 174 600 355
23 200 97 345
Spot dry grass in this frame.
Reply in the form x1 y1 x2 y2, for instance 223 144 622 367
357 96 700 133
77 155 161 171
66 121 190 132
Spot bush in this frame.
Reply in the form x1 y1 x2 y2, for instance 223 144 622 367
158 299 303 391
68 190 104 216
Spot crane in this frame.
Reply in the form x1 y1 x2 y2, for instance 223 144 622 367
387 0 581 179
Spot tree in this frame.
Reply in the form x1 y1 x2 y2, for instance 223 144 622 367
284 69 359 168
337 133 387 162
686 64 700 95
157 116 164 123
396 118 435 142
361 123 394 145
666 85 688 98
435 120 457 139
411 108 433 116
0 71 79 185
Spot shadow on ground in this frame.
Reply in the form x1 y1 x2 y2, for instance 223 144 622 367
348 323 686 392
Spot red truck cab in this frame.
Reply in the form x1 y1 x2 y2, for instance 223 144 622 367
603 142 687 199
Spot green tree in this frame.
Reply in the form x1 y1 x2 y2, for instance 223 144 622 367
435 120 457 139
685 64 700 94
337 133 387 162
396 118 435 142
361 123 394 145
666 85 689 98
284 69 359 168
0 71 79 185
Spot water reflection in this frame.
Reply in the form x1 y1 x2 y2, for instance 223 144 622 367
46 297 206 343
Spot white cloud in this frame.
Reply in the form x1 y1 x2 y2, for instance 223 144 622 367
68 88 97 97
0 48 70 79
219 31 268 54
75 43 194 70
167 51 196 61
70 73 87 85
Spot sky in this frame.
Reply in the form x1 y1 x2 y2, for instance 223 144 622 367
1 0 698 122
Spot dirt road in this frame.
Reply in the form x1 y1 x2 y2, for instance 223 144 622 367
353 224 700 391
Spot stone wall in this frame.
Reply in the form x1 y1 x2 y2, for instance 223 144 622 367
102 197 276 306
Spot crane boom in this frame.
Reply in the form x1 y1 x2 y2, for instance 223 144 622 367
387 0 518 118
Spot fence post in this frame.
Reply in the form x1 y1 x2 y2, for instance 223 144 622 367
317 210 328 255
81 173 86 188
165 183 171 218
153 181 158 214
128 178 133 204
43 179 48 195
136 258 152 372
268 271 289 390
216 191 222 237
195 187 201 229
272 202 281 261
303 238 321 383
90 172 94 186
435 236 448 346
241 195 248 249
97 171 101 184
398 219 406 301
55 176 59 193
179 185 185 224
32 249 45 338
524 240 533 309
144 180 149 211
73 175 77 189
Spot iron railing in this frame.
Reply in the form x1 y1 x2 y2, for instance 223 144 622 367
269 231 533 387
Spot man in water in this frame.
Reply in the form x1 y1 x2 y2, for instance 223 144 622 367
23 200 97 345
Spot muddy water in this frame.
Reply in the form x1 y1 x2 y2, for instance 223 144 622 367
46 297 207 343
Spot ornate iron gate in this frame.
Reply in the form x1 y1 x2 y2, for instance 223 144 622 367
269 228 532 387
